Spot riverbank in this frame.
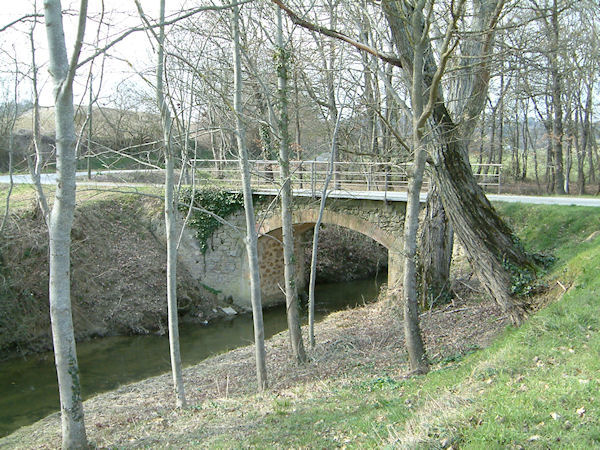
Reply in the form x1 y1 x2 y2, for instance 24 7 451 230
0 282 508 448
3 202 599 447
0 185 388 358
0 189 227 358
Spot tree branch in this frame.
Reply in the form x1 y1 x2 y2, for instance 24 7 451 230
270 0 404 68
76 1 253 69
64 0 88 93
0 13 43 33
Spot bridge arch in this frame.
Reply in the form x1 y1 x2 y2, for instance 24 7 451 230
258 208 399 251
255 205 404 304
179 196 406 309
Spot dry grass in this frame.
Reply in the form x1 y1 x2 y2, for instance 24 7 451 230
0 285 508 448
0 188 219 357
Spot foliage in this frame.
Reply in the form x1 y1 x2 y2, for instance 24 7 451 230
178 188 244 253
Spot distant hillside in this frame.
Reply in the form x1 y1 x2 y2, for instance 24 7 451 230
1 105 166 172
13 105 163 142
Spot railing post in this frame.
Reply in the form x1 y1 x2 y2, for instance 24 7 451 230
498 164 501 194
311 161 315 198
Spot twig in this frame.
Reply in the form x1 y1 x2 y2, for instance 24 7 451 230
457 279 483 294
443 307 471 314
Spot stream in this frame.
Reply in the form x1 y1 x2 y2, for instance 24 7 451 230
0 277 383 437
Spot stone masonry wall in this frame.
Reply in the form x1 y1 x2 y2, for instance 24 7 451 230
177 195 406 309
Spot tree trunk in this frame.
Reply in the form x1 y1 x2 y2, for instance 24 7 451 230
419 182 453 310
308 118 340 348
382 0 533 326
155 0 186 408
497 71 504 178
276 6 306 364
477 108 485 174
485 104 497 176
401 0 430 374
43 0 89 447
430 103 532 325
513 109 520 179
522 105 528 180
232 1 268 390
575 107 585 195
581 84 593 193
585 85 595 183
28 21 50 222
550 0 565 194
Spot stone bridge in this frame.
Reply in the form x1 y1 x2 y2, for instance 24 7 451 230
178 195 406 309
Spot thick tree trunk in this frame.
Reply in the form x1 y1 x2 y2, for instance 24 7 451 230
431 104 532 325
232 1 268 390
419 182 453 309
276 7 306 364
44 0 89 447
382 0 533 326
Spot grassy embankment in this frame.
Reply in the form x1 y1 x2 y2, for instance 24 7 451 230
1 200 599 448
202 203 600 448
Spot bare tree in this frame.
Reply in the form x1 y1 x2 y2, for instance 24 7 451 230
133 0 187 408
383 0 535 325
156 0 187 408
274 0 536 325
232 0 268 390
396 0 463 374
43 0 89 446
0 59 19 234
275 6 307 364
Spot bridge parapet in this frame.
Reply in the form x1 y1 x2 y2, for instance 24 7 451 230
191 159 503 195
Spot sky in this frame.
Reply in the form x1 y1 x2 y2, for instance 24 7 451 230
0 0 195 108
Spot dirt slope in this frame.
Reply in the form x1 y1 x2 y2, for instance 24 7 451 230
0 195 221 358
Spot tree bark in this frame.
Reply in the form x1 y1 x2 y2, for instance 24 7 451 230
399 0 431 375
154 0 186 408
383 0 534 326
276 6 306 364
549 0 565 194
43 0 89 447
430 103 532 325
308 107 343 348
232 1 268 390
419 182 453 309
28 16 50 223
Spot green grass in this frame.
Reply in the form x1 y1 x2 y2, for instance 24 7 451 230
200 203 600 448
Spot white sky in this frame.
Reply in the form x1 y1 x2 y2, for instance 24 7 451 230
0 0 194 108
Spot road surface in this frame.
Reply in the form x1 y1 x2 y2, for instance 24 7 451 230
1 171 599 207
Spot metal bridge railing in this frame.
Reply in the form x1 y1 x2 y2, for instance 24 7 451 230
190 159 503 195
